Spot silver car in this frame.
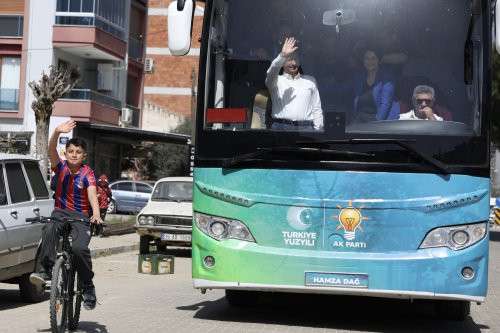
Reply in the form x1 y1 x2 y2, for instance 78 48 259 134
0 154 53 302
108 180 153 214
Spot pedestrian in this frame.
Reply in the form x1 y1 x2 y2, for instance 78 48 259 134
96 174 112 236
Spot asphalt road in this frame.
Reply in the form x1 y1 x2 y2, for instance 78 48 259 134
1 232 500 333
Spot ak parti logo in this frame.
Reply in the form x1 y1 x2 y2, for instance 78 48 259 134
334 201 369 241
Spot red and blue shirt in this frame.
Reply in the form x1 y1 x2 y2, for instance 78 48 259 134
51 160 96 216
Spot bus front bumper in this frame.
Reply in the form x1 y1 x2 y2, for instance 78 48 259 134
192 229 489 302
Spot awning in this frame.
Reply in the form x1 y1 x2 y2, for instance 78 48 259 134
78 123 190 145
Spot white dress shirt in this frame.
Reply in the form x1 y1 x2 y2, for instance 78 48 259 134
399 109 443 121
265 55 324 130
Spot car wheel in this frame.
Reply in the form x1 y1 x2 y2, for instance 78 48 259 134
140 235 152 254
107 199 116 214
19 273 46 303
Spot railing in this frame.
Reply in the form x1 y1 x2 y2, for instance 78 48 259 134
54 15 126 40
61 89 122 110
128 36 144 62
0 15 23 37
126 104 141 127
0 89 19 111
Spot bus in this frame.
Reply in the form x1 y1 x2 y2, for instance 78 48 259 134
168 0 500 320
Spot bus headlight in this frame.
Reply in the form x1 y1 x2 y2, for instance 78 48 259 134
194 212 255 242
420 223 487 251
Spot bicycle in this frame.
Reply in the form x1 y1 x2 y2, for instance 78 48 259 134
36 216 105 333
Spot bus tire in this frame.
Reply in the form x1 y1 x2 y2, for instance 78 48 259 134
225 290 259 307
435 300 470 321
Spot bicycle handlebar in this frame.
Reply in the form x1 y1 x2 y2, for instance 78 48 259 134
27 216 107 228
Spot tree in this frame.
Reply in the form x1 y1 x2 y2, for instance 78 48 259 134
149 118 192 179
28 65 80 176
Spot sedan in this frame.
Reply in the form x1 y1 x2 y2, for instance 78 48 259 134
108 180 153 214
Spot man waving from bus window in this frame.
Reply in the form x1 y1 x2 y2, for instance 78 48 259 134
265 37 324 131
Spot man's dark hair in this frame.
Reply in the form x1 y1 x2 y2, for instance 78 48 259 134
66 137 87 152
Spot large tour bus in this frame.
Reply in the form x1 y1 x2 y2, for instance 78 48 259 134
168 0 500 320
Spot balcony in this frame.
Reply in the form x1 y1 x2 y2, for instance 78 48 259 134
54 89 122 125
63 89 122 109
54 0 127 60
0 16 23 38
0 89 19 111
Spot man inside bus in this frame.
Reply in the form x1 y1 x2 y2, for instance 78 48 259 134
399 85 447 121
265 37 324 131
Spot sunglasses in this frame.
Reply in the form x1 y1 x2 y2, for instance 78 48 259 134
285 64 298 69
416 98 433 105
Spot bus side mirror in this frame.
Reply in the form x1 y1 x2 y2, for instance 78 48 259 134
168 0 194 56
496 0 500 53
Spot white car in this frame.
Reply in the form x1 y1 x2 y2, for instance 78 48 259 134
0 154 53 302
135 177 193 254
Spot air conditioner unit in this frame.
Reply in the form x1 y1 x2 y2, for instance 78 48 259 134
144 58 154 73
121 107 133 126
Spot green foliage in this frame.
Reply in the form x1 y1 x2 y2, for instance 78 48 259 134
149 119 192 180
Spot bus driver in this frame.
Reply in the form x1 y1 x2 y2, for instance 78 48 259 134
265 37 324 131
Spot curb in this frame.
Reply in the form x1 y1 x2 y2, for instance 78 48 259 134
91 244 139 259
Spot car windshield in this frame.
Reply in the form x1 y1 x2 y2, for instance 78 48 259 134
204 0 484 137
152 181 193 202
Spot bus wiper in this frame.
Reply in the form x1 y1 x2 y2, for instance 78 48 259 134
299 139 449 175
222 146 375 168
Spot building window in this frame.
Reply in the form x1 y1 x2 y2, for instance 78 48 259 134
0 15 23 37
0 57 21 111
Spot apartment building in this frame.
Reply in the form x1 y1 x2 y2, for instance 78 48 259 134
143 0 204 132
0 0 150 178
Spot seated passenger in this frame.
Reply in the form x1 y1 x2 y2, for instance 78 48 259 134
265 37 323 131
399 85 444 121
352 48 400 123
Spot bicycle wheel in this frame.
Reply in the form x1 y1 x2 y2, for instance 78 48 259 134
49 257 71 333
67 268 83 331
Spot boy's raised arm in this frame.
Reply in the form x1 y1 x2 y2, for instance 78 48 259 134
49 120 76 168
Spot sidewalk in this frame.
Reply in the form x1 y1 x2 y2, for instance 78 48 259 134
90 232 139 258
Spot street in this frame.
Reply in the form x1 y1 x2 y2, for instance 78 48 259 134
1 231 499 333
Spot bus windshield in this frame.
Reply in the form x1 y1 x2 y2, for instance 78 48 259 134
203 0 484 137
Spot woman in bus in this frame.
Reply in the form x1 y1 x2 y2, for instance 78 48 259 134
351 48 400 123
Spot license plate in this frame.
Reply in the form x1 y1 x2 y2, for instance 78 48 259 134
305 272 369 288
160 233 191 242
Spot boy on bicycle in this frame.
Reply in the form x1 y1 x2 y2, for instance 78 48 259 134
30 119 103 310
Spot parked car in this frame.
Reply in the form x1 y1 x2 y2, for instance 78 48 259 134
0 153 53 302
108 180 153 214
136 177 193 254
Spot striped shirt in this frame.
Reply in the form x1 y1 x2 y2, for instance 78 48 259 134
51 160 96 216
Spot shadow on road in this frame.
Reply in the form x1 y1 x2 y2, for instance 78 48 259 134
75 321 109 333
37 321 108 333
179 293 488 332
0 288 48 311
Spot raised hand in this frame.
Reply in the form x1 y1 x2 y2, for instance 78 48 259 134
281 37 298 58
55 120 76 134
